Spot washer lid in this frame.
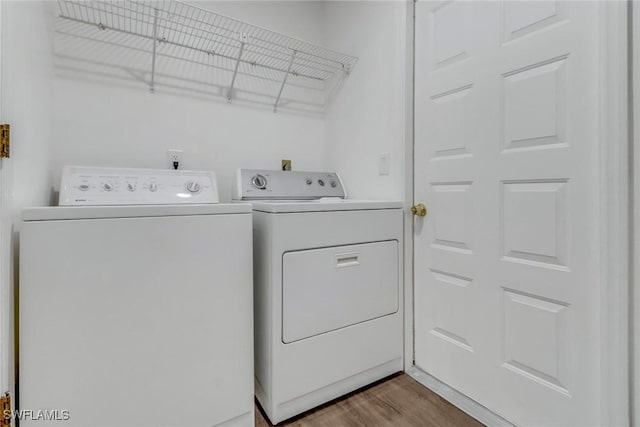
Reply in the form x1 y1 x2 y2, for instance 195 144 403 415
249 199 403 213
22 203 252 221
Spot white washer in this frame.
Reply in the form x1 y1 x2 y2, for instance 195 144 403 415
234 169 403 424
20 166 254 427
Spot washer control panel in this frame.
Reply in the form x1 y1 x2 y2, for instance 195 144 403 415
59 166 219 206
235 169 345 200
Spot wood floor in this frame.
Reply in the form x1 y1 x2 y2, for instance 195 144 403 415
255 373 484 427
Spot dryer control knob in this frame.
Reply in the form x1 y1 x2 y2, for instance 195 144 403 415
149 183 158 192
252 174 267 190
103 183 114 192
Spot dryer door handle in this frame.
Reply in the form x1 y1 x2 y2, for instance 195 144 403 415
335 252 360 268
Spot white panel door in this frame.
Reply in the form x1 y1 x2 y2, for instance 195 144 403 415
414 1 601 426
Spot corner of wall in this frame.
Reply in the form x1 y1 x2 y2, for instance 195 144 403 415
322 1 408 201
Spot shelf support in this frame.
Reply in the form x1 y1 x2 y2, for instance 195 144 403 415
273 50 297 113
150 7 159 93
227 41 245 102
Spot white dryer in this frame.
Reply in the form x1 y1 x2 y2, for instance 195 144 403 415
234 169 403 424
20 166 254 427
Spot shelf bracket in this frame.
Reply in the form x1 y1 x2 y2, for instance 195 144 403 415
150 7 159 93
273 50 297 113
227 41 246 102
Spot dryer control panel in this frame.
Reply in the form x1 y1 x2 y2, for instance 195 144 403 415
59 166 219 205
234 169 346 200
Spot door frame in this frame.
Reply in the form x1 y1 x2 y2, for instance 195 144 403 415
632 1 640 425
598 1 630 425
403 0 415 370
0 0 15 401
404 1 631 425
0 0 8 396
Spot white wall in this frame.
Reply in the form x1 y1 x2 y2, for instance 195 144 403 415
52 1 327 202
323 1 408 200
8 0 408 205
2 1 55 218
0 0 55 396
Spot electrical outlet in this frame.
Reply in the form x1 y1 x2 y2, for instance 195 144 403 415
378 153 390 176
167 149 183 170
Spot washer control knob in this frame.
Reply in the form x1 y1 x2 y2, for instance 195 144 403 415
127 183 136 192
149 183 158 192
330 180 337 188
305 178 313 185
79 183 90 191
252 174 268 190
317 179 325 187
103 183 114 192
186 181 201 193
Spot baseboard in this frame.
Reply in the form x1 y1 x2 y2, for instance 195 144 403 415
272 358 403 424
406 366 515 427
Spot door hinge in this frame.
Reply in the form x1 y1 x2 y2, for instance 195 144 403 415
0 392 11 427
0 125 9 159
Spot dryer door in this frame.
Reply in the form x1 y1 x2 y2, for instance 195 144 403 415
282 240 399 343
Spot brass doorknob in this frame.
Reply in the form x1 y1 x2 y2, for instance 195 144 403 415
411 203 427 217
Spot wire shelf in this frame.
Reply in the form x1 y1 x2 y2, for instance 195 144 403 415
57 0 357 112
